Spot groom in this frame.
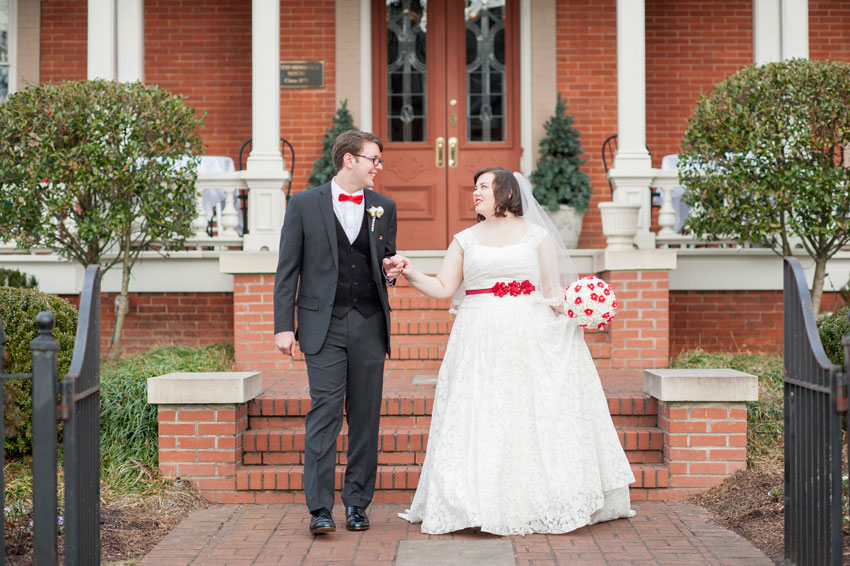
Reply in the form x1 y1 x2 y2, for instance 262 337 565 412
273 130 401 535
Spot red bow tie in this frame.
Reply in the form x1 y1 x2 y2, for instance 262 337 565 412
338 193 363 204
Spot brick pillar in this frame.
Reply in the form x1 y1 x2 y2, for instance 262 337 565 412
593 249 676 368
156 404 249 502
148 371 262 503
644 368 758 499
657 402 748 497
233 273 279 372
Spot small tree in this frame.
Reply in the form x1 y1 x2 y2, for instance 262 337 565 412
307 100 357 187
530 94 592 212
680 59 850 313
0 79 205 357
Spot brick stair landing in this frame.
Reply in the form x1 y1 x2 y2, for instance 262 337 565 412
234 369 672 503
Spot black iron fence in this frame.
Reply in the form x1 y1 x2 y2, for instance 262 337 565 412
0 264 101 566
783 257 846 565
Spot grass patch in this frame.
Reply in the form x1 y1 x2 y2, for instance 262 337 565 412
671 349 784 465
100 344 234 497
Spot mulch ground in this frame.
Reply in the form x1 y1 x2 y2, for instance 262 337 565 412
4 479 209 565
694 461 850 565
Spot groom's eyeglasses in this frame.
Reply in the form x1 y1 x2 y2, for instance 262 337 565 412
351 153 384 168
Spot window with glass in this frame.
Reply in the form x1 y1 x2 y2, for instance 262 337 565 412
0 0 8 102
386 0 428 142
466 0 506 142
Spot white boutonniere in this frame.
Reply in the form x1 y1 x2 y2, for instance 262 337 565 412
368 206 384 232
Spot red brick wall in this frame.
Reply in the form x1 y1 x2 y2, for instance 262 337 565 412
280 0 337 193
810 1 850 62
556 0 618 249
40 0 87 83
669 290 845 356
645 1 753 169
61 292 234 357
145 0 252 162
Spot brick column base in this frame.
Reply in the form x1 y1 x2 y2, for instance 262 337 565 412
157 403 249 502
658 401 748 498
593 250 676 369
148 371 261 503
644 368 758 499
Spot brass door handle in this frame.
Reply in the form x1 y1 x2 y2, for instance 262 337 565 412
436 137 446 168
448 137 458 168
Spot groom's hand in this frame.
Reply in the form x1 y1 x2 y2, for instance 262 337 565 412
383 255 407 279
275 331 296 356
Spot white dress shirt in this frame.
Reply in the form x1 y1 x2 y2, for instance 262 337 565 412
331 178 366 244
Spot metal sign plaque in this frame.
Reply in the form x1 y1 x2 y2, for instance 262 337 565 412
280 61 324 89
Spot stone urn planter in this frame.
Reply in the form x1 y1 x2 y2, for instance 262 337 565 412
545 205 585 249
598 201 640 251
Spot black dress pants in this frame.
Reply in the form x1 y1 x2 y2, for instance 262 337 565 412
303 308 386 513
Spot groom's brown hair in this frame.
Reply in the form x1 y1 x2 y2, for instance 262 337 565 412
474 167 523 221
332 130 384 172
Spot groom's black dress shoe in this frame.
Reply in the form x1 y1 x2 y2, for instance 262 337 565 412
346 506 370 531
309 508 335 535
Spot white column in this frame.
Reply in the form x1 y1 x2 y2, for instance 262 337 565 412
247 0 284 173
781 0 809 60
117 0 144 82
88 0 117 80
242 0 287 252
360 0 372 132
754 0 781 64
610 0 654 249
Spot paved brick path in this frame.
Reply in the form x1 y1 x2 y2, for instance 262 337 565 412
139 501 773 565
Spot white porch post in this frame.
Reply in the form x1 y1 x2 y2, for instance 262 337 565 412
610 0 654 249
87 0 116 80
781 0 809 60
753 0 781 64
243 0 288 252
117 0 144 82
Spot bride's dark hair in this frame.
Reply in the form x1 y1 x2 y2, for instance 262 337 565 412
473 167 524 221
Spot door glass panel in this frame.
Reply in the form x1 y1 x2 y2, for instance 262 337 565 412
387 0 428 142
465 0 505 142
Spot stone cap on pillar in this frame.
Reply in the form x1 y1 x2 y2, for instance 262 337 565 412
643 368 758 402
147 371 262 404
593 249 677 273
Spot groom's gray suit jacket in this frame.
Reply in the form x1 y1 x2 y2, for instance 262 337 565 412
273 182 397 355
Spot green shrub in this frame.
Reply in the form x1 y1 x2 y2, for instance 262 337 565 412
100 344 233 489
816 306 850 369
0 287 77 457
0 268 38 289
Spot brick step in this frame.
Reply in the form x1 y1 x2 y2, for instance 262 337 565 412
391 319 453 335
258 359 446 372
250 391 657 420
241 426 664 466
234 462 669 492
388 296 451 311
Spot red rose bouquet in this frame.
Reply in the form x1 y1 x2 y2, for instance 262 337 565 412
564 276 618 330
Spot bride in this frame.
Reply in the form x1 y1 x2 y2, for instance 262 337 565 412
393 167 635 535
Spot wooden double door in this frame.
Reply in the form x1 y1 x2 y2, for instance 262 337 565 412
372 0 522 250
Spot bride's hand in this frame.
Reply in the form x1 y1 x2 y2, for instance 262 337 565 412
549 302 566 315
383 255 411 279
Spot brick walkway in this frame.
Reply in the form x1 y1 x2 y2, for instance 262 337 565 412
139 501 773 565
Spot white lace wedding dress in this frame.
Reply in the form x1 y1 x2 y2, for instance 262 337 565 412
400 224 636 535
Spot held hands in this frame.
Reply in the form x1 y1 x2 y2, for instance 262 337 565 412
383 255 411 279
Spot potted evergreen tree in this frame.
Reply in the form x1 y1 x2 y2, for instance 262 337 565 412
308 100 357 187
529 94 592 248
